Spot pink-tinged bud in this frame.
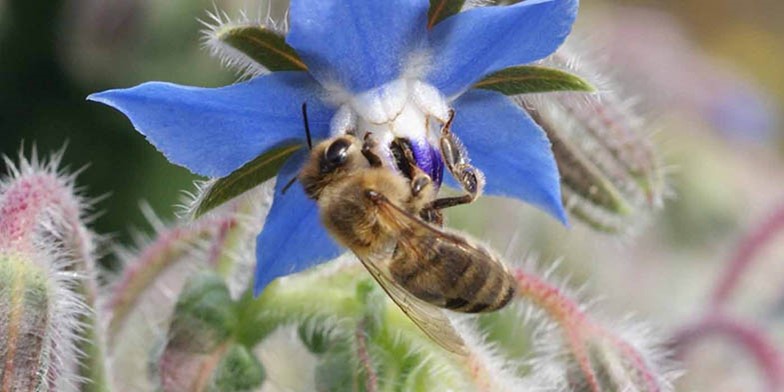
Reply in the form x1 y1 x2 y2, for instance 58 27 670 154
0 151 105 392
104 184 268 391
511 267 677 391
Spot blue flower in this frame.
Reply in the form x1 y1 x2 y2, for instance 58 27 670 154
89 0 578 295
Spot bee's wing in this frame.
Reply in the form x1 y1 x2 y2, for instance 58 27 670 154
356 251 468 356
371 191 509 273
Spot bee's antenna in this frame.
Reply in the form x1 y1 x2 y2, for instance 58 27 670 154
280 176 298 195
281 102 313 196
302 102 313 150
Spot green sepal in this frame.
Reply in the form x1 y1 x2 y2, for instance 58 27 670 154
207 345 266 392
315 343 361 392
529 110 637 233
428 0 465 29
194 143 303 217
213 24 307 71
168 272 237 349
298 323 331 354
474 66 594 95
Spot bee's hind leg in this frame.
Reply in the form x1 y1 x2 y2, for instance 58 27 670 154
431 109 486 210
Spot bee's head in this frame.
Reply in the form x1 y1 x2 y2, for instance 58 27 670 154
318 136 355 173
299 135 367 199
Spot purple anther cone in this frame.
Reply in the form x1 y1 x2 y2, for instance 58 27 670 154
409 139 445 188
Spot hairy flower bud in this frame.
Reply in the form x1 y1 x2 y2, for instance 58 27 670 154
521 47 665 233
0 255 60 392
0 151 106 391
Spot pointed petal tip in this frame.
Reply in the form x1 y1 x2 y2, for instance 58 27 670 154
536 183 570 226
86 89 117 105
451 90 569 225
554 202 570 227
252 272 266 297
84 74 335 178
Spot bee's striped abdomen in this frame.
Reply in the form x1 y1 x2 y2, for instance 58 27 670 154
390 234 517 313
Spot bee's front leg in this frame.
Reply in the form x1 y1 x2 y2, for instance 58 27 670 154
361 132 383 168
405 172 445 226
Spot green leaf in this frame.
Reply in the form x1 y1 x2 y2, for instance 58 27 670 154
213 24 308 71
428 0 465 29
208 345 266 392
474 66 594 95
168 272 237 349
194 144 303 217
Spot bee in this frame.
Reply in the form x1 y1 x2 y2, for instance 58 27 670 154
297 106 517 355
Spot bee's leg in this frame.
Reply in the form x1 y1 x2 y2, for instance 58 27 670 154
433 109 486 210
405 166 446 225
361 132 383 168
405 172 445 226
419 206 444 226
389 138 419 181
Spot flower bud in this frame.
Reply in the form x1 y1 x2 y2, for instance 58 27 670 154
0 151 105 391
564 331 669 392
522 47 665 233
0 255 57 391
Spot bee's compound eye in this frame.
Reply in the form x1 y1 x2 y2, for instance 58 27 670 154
325 138 351 166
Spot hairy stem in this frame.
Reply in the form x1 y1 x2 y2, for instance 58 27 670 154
355 320 378 392
710 202 784 308
512 267 661 392
672 313 784 392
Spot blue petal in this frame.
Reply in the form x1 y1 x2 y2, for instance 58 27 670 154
427 0 579 97
287 0 429 92
88 72 333 177
253 151 344 296
451 89 567 223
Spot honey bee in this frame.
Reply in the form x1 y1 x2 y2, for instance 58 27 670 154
297 106 517 355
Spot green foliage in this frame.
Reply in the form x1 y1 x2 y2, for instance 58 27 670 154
474 66 594 95
428 0 466 28
212 24 308 71
208 345 266 392
193 144 302 217
168 272 237 348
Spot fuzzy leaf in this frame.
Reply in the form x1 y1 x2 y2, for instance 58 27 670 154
213 25 308 71
194 143 302 217
428 0 465 29
474 65 593 95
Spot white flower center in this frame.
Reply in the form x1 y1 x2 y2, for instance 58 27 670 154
328 79 451 163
